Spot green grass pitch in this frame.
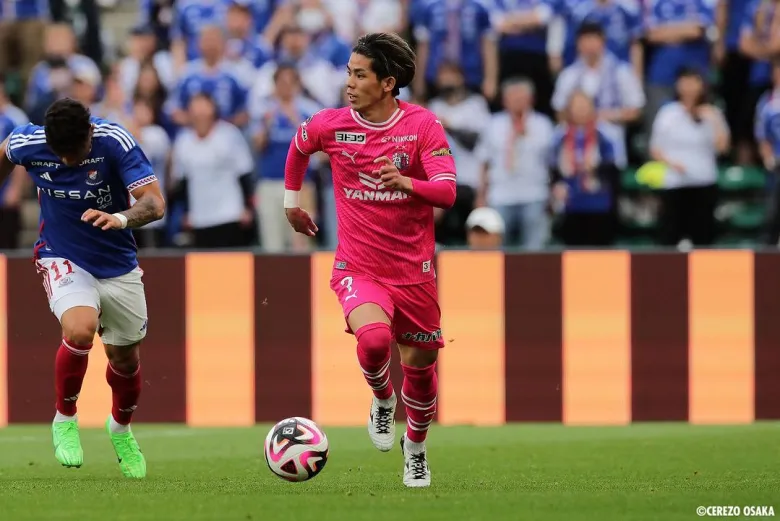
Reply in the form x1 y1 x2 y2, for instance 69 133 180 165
1 423 778 521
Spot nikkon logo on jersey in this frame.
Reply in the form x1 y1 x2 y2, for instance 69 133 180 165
335 131 366 144
381 135 417 143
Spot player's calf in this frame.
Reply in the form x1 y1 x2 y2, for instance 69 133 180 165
398 347 438 487
105 342 142 432
51 307 99 469
104 342 146 478
356 322 397 451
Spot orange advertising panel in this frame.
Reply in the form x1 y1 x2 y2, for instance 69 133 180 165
311 252 368 426
438 251 505 425
563 251 631 425
689 251 754 424
186 253 255 426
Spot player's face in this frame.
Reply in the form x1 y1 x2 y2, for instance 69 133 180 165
345 53 393 111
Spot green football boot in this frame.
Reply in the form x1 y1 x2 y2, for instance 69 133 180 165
106 417 147 479
52 420 84 468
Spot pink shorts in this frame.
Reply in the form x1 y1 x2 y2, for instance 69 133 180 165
330 270 444 350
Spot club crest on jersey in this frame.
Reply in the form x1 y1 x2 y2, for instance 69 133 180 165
392 151 410 170
85 170 103 186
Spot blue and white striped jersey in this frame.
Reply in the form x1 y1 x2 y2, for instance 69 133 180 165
5 117 157 279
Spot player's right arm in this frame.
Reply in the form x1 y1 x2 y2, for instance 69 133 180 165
283 109 330 236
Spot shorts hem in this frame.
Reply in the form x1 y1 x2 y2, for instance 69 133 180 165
52 292 100 321
343 302 394 335
394 339 445 350
99 332 147 347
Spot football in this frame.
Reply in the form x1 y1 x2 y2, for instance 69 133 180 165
264 417 329 482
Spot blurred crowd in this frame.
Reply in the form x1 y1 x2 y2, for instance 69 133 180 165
0 0 779 252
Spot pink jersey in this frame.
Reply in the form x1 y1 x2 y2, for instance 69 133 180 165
292 101 457 285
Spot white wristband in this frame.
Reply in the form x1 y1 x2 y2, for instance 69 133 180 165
112 212 128 229
283 189 300 209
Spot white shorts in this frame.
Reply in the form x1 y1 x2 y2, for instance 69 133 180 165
37 257 148 346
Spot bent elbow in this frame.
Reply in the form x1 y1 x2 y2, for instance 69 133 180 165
441 183 457 209
153 195 166 221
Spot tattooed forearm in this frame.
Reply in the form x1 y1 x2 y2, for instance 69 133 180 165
121 193 165 228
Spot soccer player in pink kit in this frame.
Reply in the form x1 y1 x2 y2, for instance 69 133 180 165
283 33 456 488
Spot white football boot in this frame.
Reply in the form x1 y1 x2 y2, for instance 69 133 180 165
367 392 396 451
400 434 431 488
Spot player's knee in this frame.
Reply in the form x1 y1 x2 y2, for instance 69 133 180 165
356 322 392 355
60 306 99 346
61 321 99 347
398 345 438 367
105 342 140 372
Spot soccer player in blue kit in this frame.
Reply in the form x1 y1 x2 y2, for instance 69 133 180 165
0 98 165 478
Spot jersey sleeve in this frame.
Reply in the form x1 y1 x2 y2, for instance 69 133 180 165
293 108 329 155
419 115 457 183
4 124 39 166
103 123 158 191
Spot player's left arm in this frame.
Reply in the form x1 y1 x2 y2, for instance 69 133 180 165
376 116 457 209
82 142 166 230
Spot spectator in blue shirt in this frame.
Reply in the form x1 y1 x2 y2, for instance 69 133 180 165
170 0 228 72
550 0 644 73
492 0 556 116
411 0 499 103
224 0 274 86
171 24 250 128
298 3 353 70
550 90 620 246
739 0 780 161
25 23 102 119
250 64 321 252
643 0 717 128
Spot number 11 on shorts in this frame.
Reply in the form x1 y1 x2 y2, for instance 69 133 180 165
51 260 74 281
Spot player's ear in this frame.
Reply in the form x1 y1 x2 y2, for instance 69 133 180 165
382 76 396 95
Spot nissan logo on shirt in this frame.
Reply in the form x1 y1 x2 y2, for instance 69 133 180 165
335 131 367 144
